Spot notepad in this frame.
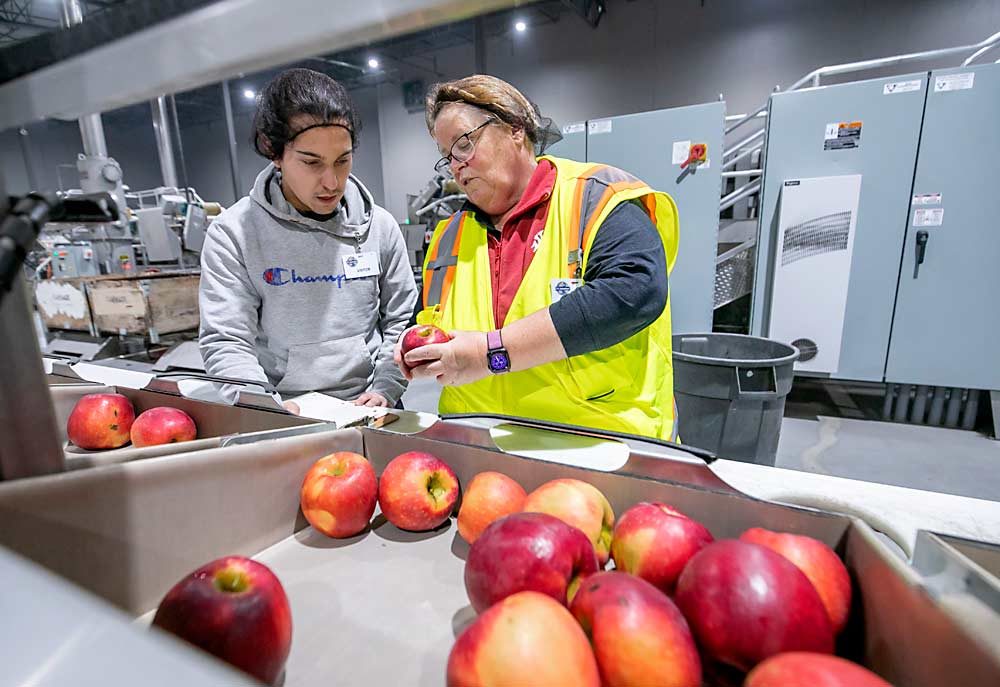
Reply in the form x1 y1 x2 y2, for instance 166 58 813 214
289 392 390 427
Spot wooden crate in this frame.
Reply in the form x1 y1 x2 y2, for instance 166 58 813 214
86 270 200 340
34 278 94 332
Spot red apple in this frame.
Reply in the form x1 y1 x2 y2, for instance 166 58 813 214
610 502 714 594
465 512 599 613
447 591 600 687
522 478 615 565
66 392 135 450
400 324 452 372
740 528 852 635
130 406 198 448
378 451 459 531
745 652 893 687
300 451 378 538
152 556 292 685
675 540 834 672
457 471 527 544
570 571 701 687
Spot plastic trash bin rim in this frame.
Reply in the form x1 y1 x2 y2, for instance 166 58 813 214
672 332 800 368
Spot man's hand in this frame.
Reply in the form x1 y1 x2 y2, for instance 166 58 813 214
404 330 488 386
393 327 414 381
282 400 301 415
354 391 390 408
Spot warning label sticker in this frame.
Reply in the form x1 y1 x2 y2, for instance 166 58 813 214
914 208 944 227
824 121 862 151
883 79 922 95
912 193 942 206
934 73 975 92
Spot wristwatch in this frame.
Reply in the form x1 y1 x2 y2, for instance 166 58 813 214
486 330 511 374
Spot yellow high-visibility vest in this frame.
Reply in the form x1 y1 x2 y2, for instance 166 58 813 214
419 155 679 440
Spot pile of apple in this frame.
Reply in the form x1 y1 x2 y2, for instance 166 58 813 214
149 449 895 687
66 393 197 450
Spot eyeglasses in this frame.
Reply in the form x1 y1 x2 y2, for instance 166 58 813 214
434 119 495 174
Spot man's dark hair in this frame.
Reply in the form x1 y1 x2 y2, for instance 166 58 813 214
252 68 362 160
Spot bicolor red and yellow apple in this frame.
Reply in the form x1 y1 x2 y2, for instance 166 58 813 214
570 571 702 687
522 479 615 565
610 502 714 593
464 512 598 612
300 451 378 538
66 393 135 450
457 471 527 544
447 591 600 687
745 652 893 687
378 451 459 531
130 406 197 448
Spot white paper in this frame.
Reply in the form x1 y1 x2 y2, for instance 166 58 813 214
562 122 585 135
912 193 942 206
914 208 944 227
672 140 692 164
934 73 975 92
290 392 387 427
769 175 863 375
588 119 612 135
883 79 922 95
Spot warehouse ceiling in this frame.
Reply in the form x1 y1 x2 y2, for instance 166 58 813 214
1 0 610 132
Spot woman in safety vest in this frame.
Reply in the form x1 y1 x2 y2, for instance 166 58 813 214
395 75 679 440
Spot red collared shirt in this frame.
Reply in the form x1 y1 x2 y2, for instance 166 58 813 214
485 159 558 329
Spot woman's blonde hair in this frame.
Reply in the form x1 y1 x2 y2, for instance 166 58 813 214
425 74 542 145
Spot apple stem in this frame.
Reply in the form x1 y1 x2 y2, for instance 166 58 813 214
214 568 250 594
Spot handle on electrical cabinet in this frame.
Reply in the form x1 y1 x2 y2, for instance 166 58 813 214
913 230 929 278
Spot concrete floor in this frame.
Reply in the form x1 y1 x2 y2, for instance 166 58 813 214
401 378 1000 502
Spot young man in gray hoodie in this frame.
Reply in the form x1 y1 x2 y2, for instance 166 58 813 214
199 69 416 407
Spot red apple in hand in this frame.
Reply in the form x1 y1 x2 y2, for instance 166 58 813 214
740 528 852 635
465 512 598 612
300 451 378 538
746 652 893 687
571 571 702 687
378 451 459 531
457 471 527 544
152 556 292 686
67 393 135 450
610 502 714 594
523 478 615 565
447 591 600 687
400 324 452 372
675 540 834 672
130 407 198 447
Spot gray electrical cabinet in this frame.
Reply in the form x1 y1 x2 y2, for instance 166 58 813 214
546 122 587 160
886 64 1000 390
752 73 928 381
585 102 726 334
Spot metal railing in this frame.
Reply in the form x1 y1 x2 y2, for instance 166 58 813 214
719 29 1000 213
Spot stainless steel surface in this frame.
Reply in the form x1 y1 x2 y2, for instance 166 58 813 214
0 276 66 480
722 127 765 161
721 169 762 178
151 96 179 188
720 141 764 171
76 114 109 158
0 0 521 129
136 207 182 262
221 80 242 203
714 238 756 308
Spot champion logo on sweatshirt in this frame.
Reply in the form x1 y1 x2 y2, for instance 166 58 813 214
262 267 347 288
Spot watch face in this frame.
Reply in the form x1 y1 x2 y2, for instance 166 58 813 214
488 351 510 372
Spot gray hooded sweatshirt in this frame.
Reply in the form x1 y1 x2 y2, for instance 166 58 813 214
199 164 417 404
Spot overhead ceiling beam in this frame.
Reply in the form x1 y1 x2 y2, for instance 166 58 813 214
0 0 519 129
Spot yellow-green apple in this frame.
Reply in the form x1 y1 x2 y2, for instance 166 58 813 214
522 479 615 565
400 324 452 372
152 556 292 686
457 471 527 544
570 571 702 687
447 591 600 687
66 392 135 450
675 540 833 671
130 406 198 447
300 451 378 538
378 451 459 531
465 512 598 612
740 528 852 635
610 502 714 593
745 652 893 687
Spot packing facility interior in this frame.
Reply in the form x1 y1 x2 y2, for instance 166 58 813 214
1 1 999 683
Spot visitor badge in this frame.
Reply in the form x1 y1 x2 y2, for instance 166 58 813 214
549 278 582 303
343 252 380 279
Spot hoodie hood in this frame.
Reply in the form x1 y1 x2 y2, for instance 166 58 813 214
249 162 374 239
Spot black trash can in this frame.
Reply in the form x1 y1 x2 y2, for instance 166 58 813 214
672 333 799 465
